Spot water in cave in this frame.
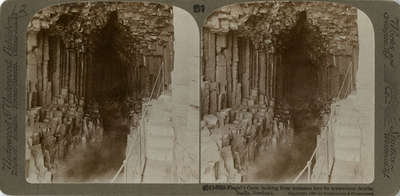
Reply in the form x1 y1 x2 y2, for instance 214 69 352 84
26 2 176 184
245 14 327 182
53 13 134 182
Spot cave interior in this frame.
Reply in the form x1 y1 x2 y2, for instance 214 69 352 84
201 5 359 182
26 2 174 182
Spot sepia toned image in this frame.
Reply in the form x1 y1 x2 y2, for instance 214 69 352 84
25 2 199 183
200 1 374 183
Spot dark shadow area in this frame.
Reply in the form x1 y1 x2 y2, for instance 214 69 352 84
244 12 327 182
53 12 133 182
92 12 130 102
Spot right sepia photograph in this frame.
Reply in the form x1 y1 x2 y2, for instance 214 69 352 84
200 1 374 183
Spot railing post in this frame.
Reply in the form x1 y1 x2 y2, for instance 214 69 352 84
326 126 330 181
139 115 142 176
125 160 128 183
143 109 146 163
307 161 311 182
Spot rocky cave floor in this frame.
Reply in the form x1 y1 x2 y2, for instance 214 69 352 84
201 100 326 183
26 94 142 183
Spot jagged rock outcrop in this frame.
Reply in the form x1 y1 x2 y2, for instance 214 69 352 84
201 95 295 183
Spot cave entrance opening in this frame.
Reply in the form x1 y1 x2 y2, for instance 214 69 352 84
90 11 132 142
241 12 330 182
50 12 148 182
26 2 176 183
276 12 329 181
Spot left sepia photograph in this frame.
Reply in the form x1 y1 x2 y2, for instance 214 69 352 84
25 2 200 183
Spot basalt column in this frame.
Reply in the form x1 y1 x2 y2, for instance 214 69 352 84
201 2 358 183
26 2 174 183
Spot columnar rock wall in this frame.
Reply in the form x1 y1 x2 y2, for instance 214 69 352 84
25 2 174 183
202 2 359 117
27 2 174 109
201 2 359 183
204 2 358 53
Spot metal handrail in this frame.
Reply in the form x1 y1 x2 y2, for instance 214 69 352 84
292 139 322 182
292 61 353 183
110 63 164 183
337 62 353 99
150 62 164 100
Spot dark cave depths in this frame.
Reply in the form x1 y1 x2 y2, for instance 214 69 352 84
53 14 136 182
244 17 327 182
26 2 176 183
